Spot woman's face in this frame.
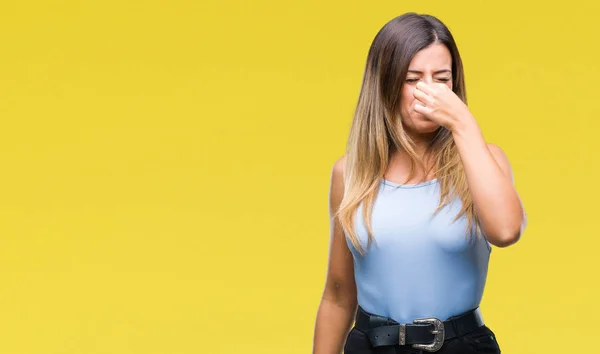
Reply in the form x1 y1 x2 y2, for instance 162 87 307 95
400 43 453 135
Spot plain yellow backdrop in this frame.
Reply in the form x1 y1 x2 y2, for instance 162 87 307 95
0 1 598 353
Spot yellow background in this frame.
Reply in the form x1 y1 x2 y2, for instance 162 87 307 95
0 1 597 353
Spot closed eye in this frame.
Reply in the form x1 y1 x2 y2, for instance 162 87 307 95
405 78 451 83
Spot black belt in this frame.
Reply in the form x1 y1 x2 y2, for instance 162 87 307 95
354 306 485 352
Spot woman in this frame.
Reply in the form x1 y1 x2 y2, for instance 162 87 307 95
312 13 527 354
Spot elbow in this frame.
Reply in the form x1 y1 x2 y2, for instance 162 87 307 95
490 221 526 248
494 231 521 247
484 210 527 248
484 220 527 248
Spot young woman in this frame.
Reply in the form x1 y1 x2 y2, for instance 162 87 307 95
313 13 527 354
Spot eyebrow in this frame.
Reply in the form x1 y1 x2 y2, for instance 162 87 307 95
407 69 452 74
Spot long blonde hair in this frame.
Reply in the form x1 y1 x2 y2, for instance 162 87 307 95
337 13 482 256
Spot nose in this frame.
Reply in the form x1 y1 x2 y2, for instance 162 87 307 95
421 76 433 85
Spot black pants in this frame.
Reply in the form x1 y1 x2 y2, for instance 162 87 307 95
344 323 501 353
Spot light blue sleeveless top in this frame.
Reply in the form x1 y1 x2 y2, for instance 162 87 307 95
345 178 491 324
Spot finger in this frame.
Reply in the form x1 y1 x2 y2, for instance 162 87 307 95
414 96 427 107
413 89 433 105
416 81 435 95
414 103 433 116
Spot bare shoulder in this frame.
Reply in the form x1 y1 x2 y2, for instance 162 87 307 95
329 155 347 212
486 143 514 183
486 143 508 158
332 155 347 181
487 143 528 231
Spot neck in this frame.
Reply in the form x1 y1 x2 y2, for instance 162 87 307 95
391 131 435 158
388 131 437 179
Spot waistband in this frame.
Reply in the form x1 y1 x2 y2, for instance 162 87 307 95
354 306 485 352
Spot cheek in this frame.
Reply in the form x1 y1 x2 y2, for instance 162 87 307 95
401 88 414 108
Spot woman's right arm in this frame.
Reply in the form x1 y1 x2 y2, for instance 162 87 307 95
313 156 358 354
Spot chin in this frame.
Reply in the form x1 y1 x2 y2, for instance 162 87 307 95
401 112 441 136
413 117 440 134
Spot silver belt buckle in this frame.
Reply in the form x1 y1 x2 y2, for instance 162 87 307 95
398 317 445 352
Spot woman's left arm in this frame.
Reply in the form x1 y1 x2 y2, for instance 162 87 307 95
413 81 528 247
452 117 528 247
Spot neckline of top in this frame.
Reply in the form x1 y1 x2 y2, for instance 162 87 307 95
381 178 439 189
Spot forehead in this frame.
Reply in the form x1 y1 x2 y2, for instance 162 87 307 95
408 43 452 71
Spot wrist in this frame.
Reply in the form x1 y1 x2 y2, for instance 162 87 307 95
451 114 482 140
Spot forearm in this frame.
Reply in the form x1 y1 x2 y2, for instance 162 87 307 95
313 298 357 354
451 115 525 247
